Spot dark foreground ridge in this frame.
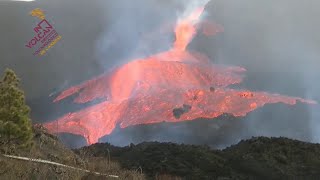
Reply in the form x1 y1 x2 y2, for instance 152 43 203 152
76 137 320 180
1 125 320 179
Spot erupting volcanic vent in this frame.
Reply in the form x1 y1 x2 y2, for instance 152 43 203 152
43 6 316 145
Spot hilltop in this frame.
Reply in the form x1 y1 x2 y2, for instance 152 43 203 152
77 136 320 180
0 126 145 179
1 125 320 179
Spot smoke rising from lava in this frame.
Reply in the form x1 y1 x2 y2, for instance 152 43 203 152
42 1 317 146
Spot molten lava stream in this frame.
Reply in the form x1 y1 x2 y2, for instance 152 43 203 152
43 5 317 145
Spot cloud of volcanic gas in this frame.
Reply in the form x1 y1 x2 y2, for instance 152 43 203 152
93 0 212 70
196 0 320 144
303 56 320 143
94 0 184 70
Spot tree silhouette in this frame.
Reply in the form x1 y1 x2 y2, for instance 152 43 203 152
0 69 33 148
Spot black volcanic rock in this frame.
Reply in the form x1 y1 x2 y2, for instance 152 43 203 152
173 104 192 119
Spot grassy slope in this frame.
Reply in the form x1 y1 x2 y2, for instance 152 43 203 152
0 126 145 180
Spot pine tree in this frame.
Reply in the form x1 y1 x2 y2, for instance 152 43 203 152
0 69 33 148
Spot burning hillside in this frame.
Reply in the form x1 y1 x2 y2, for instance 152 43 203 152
43 5 316 145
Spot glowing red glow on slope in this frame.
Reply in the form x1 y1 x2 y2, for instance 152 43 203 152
43 7 317 145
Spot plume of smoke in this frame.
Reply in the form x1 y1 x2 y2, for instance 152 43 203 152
178 0 210 19
303 54 320 143
94 0 178 70
94 0 211 71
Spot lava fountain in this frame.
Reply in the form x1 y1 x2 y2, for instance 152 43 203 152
43 6 317 145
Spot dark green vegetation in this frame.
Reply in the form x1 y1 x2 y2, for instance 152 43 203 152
0 69 33 149
77 137 320 180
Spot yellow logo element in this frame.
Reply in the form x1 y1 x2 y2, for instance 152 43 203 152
30 8 46 20
39 35 62 56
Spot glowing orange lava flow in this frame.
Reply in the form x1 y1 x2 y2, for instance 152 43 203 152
43 7 317 145
174 7 204 51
